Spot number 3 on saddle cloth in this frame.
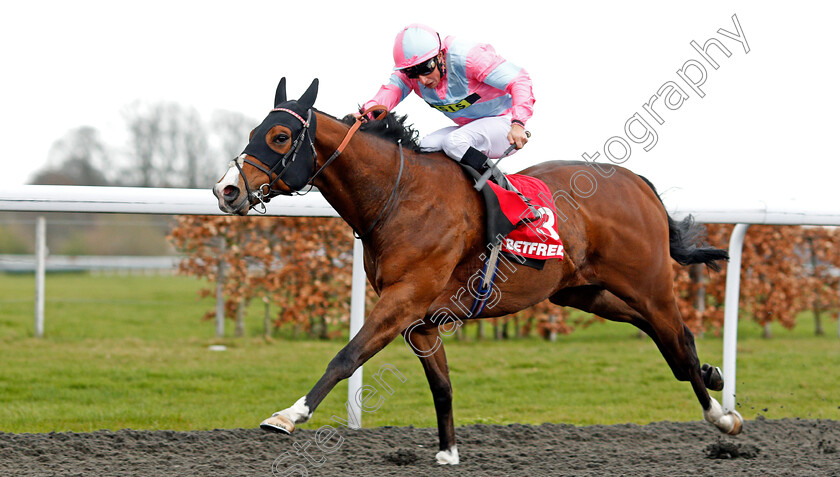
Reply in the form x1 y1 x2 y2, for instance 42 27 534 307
461 164 565 271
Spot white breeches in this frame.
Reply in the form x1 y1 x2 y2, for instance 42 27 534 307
419 115 516 160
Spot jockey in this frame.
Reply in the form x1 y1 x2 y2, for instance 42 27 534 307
356 23 535 175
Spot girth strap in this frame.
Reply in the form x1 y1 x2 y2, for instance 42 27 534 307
468 241 502 317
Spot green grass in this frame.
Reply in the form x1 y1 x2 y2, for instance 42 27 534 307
0 273 838 433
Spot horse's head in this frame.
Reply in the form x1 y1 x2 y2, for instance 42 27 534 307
214 77 319 215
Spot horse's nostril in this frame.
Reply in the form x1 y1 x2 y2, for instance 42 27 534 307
223 185 239 200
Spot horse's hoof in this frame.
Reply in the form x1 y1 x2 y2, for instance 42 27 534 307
435 446 459 465
701 364 724 391
704 397 744 435
701 363 724 391
260 413 295 434
726 410 744 435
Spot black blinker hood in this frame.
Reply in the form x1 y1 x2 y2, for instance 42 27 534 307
241 78 319 192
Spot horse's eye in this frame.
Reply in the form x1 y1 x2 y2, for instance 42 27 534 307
273 134 289 144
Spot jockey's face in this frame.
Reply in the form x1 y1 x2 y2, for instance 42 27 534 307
417 59 442 89
418 71 439 89
404 52 444 89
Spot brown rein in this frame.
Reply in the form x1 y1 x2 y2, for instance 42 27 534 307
310 104 404 239
305 104 389 187
252 104 402 239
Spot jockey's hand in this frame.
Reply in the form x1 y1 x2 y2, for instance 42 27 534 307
352 105 388 123
508 123 530 149
351 111 368 123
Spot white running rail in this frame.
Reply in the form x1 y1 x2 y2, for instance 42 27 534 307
3 185 840 422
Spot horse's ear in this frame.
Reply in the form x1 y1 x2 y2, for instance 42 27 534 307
298 78 319 110
274 77 287 107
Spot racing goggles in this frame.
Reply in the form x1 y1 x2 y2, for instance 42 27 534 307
402 57 438 79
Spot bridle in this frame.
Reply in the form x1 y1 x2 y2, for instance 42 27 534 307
233 105 400 239
233 108 316 213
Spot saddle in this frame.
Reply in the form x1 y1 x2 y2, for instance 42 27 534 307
460 164 564 271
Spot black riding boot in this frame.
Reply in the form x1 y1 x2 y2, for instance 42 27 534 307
461 147 510 189
461 147 489 172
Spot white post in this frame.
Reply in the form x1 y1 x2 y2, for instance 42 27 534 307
216 238 226 338
34 216 46 338
347 237 366 427
722 223 750 412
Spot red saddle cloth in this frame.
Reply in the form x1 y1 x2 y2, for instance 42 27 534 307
486 174 564 260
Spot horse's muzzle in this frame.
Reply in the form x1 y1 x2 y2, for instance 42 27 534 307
213 182 250 216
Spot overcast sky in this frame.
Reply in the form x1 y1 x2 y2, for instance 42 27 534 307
1 1 838 204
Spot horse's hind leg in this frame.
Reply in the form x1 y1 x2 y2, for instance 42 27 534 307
551 287 695 381
673 323 723 392
621 288 742 435
402 322 458 465
550 286 741 435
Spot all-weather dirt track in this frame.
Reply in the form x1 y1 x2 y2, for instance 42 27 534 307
1 418 838 476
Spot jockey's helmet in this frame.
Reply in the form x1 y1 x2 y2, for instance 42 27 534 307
392 24 441 71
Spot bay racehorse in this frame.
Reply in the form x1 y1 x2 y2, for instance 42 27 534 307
213 78 742 465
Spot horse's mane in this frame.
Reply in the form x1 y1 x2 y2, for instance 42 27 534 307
339 111 423 152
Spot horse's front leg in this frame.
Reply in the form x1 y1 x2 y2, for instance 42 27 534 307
259 280 435 434
402 322 458 464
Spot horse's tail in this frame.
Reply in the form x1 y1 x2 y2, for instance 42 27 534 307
638 175 729 272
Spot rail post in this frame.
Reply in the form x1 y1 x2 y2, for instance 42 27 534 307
722 223 750 413
347 237 366 427
34 216 46 338
215 237 226 338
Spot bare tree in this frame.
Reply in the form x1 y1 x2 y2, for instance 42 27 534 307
210 110 255 160
124 102 162 187
123 102 212 188
30 126 109 186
